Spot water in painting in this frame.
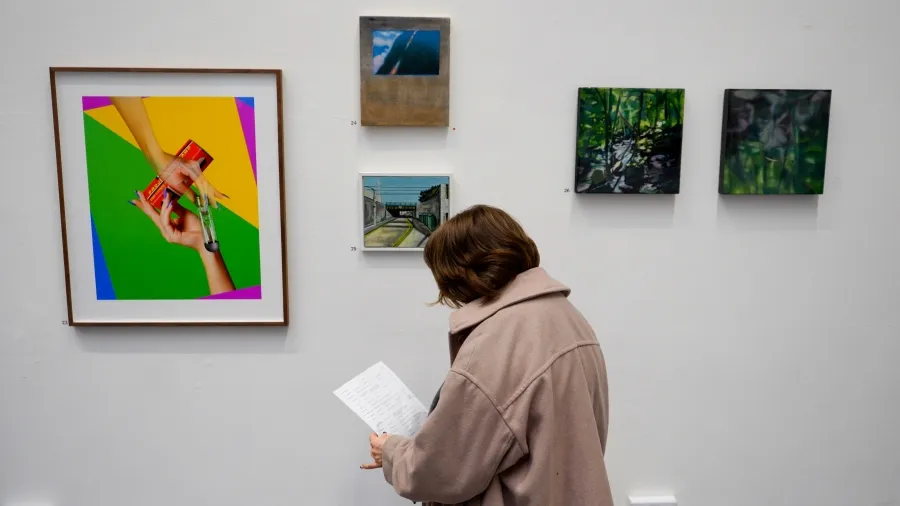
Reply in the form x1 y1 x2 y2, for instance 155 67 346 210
373 30 441 75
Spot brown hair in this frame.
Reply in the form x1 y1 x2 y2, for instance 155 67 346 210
423 205 540 308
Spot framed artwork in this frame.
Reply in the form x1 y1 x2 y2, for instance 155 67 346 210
575 87 685 194
719 89 832 195
50 67 289 326
359 16 451 127
360 173 452 251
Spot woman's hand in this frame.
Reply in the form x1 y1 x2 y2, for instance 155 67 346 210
155 153 226 208
361 432 392 470
131 189 205 252
109 97 226 208
130 189 236 295
155 152 202 196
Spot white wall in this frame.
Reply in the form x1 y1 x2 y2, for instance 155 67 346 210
1 0 899 505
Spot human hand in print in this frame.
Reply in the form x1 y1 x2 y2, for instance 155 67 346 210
131 189 205 252
155 152 227 209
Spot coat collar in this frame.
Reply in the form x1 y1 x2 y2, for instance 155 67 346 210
448 267 571 335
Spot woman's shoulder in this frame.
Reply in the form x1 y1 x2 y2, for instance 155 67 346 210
451 293 596 407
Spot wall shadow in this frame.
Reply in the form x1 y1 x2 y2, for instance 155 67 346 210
76 325 291 354
358 126 449 151
570 194 676 229
716 195 820 230
359 249 428 269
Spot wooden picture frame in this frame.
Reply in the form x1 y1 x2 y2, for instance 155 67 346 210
360 16 451 127
49 67 289 326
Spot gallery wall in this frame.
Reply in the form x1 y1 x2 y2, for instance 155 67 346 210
1 0 899 505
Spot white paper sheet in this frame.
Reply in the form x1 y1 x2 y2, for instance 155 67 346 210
333 362 429 437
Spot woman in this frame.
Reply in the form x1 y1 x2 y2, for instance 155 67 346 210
362 205 614 506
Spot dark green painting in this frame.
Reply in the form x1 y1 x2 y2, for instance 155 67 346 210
575 88 684 194
719 89 832 195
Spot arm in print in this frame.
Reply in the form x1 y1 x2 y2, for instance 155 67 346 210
130 188 236 296
110 96 226 207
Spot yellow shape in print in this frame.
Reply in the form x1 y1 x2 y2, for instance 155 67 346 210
85 105 138 145
85 97 259 228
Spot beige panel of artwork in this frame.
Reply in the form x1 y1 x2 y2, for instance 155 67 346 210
359 16 450 127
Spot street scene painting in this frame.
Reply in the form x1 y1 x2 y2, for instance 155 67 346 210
719 89 832 195
575 88 685 194
373 30 440 75
361 175 450 250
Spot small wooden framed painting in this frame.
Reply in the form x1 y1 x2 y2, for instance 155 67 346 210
359 173 452 251
49 67 289 326
359 16 451 126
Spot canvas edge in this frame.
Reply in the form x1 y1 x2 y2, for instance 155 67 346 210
718 89 734 195
574 88 587 193
815 90 833 196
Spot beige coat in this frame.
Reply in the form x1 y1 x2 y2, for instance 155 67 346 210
383 267 613 506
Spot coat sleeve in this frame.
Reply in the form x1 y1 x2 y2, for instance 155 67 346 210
382 370 523 504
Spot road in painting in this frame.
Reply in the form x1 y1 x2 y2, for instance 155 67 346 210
575 88 685 194
373 30 441 75
82 96 261 300
362 176 450 249
719 89 832 195
365 218 429 248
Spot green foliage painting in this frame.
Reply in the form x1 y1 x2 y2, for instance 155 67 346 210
575 88 684 194
719 89 832 195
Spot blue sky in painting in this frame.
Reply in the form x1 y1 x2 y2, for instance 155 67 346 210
373 30 403 73
363 176 448 204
